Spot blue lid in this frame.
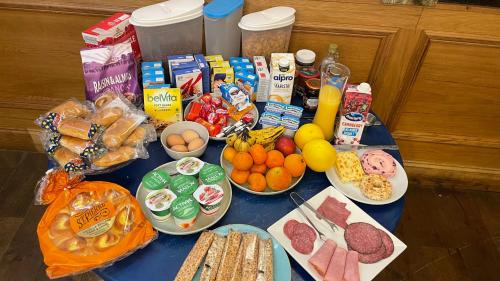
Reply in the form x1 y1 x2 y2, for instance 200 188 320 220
204 0 244 19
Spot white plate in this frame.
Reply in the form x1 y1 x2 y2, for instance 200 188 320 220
135 160 232 235
267 186 407 281
219 145 305 196
183 92 259 141
192 224 291 281
325 149 408 205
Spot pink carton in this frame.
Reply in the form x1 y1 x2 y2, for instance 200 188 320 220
334 83 372 145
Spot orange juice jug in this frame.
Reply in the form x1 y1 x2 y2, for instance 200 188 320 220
313 85 342 141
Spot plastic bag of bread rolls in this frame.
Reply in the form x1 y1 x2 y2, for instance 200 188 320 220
92 145 148 169
45 133 105 161
35 169 157 278
101 110 146 150
123 124 157 147
36 98 93 133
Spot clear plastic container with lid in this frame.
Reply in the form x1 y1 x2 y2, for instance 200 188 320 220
238 7 296 61
204 0 244 59
130 0 204 62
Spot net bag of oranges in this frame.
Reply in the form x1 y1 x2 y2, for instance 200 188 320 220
36 169 157 279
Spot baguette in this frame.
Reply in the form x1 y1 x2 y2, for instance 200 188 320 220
174 231 215 281
228 238 244 281
256 239 273 281
200 235 226 281
241 233 259 281
216 231 242 281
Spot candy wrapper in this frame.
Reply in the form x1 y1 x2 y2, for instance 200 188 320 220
35 170 157 278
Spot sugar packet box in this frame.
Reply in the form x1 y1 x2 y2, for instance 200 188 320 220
269 53 295 104
235 72 257 102
334 82 373 145
194 54 210 94
220 83 251 111
253 56 271 102
167 54 194 83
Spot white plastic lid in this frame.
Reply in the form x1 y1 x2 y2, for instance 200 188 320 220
357 82 372 93
238 6 296 31
279 58 290 68
130 0 204 27
296 49 316 64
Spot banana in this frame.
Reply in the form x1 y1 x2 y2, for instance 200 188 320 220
263 142 275 152
226 133 237 146
249 126 285 145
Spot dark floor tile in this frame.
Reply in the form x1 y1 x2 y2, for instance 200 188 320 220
0 217 23 259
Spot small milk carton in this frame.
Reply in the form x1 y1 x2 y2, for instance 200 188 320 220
143 86 182 132
253 56 271 102
334 82 373 145
269 53 295 104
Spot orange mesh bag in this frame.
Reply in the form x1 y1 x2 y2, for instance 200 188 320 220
36 170 157 279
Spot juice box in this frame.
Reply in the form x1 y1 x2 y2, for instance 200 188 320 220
253 56 271 102
173 68 202 101
235 72 257 102
143 86 182 132
334 83 372 145
167 54 194 83
269 53 295 104
194 54 210 94
205 55 224 63
211 67 234 94
220 83 250 111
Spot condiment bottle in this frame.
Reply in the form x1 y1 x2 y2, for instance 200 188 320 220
320 43 340 74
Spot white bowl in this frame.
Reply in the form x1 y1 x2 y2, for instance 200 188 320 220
160 121 209 160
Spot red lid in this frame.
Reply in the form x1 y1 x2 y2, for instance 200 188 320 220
298 67 320 79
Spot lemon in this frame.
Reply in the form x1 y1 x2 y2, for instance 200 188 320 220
294 123 325 149
302 139 337 172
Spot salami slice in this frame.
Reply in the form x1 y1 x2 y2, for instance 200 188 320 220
357 243 386 264
379 229 394 258
344 222 382 254
292 223 317 242
291 234 314 254
283 220 299 240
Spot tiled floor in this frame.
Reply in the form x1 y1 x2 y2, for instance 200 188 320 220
0 149 498 281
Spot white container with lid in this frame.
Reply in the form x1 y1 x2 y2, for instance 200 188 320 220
130 0 204 62
238 7 296 61
295 49 316 67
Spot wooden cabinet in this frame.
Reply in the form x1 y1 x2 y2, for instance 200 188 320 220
0 0 498 190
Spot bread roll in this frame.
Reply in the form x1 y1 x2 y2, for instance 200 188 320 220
93 146 136 168
53 147 81 167
102 114 145 149
95 92 118 108
50 99 90 118
57 118 98 140
91 107 123 127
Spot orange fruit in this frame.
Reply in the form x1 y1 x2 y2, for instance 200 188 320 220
232 152 254 171
250 163 267 174
249 144 267 165
248 173 267 192
223 146 237 163
266 167 292 191
231 169 250 185
265 150 285 168
284 154 307 177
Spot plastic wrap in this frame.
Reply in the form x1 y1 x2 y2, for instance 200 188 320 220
101 111 146 150
35 170 157 279
123 124 157 147
36 98 93 133
92 145 148 169
56 118 102 140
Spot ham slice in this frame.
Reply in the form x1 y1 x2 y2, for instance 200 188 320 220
308 239 337 277
317 197 351 229
324 247 347 281
343 251 360 281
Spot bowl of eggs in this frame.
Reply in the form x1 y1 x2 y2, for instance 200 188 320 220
160 121 209 160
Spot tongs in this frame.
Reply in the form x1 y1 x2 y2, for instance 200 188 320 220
290 192 338 241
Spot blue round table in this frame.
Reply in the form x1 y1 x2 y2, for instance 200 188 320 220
86 103 405 281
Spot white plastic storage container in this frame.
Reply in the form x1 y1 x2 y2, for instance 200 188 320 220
204 0 244 59
238 7 295 61
130 0 204 62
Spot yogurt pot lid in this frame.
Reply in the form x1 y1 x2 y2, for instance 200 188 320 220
238 6 296 31
145 189 177 212
130 0 204 27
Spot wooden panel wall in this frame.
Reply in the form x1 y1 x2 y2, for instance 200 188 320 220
0 0 499 190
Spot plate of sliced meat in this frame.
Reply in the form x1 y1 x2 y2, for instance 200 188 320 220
267 186 406 281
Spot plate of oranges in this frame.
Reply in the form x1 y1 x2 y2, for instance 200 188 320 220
219 139 306 195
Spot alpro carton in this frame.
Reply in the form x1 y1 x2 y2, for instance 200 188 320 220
269 53 295 104
143 86 182 132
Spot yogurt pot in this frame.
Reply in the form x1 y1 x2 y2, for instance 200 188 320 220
170 174 199 197
193 184 224 215
199 164 226 185
176 157 205 176
145 189 177 221
171 195 200 229
141 169 171 191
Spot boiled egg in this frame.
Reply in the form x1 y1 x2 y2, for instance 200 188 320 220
166 134 185 147
182 130 200 143
188 138 204 151
170 145 188 152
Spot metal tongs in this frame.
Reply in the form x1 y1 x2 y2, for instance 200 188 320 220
290 192 338 241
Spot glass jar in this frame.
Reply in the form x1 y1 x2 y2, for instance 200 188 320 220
303 78 321 111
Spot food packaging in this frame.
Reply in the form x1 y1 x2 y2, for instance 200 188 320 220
193 184 224 215
205 55 224 63
334 83 373 145
101 111 147 150
211 67 234 94
173 67 203 100
194 54 210 94
269 53 295 104
143 86 183 133
235 71 257 102
142 169 172 191
253 56 271 102
141 61 163 71
171 195 200 229
239 7 296 61
145 189 177 221
204 0 243 59
170 175 199 197
35 170 157 279
92 146 147 169
167 54 195 82
234 64 255 74
36 99 93 133
57 118 102 140
229 57 251 66
176 157 205 176
220 83 251 112
82 12 141 60
130 0 204 62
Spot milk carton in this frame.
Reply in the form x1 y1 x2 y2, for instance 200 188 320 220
269 53 295 104
334 82 373 145
253 56 270 102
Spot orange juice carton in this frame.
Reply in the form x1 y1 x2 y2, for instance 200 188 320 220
334 82 372 145
269 53 295 104
235 72 257 102
253 56 271 102
211 67 234 94
143 85 182 132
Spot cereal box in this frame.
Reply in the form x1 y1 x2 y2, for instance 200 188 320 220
229 57 251 66
194 54 210 94
143 86 182 132
173 68 202 101
141 61 163 71
253 56 271 102
142 69 164 78
209 61 230 69
234 64 255 73
269 53 295 104
167 54 194 82
220 83 250 111
334 83 372 145
205 55 224 63
211 67 234 94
